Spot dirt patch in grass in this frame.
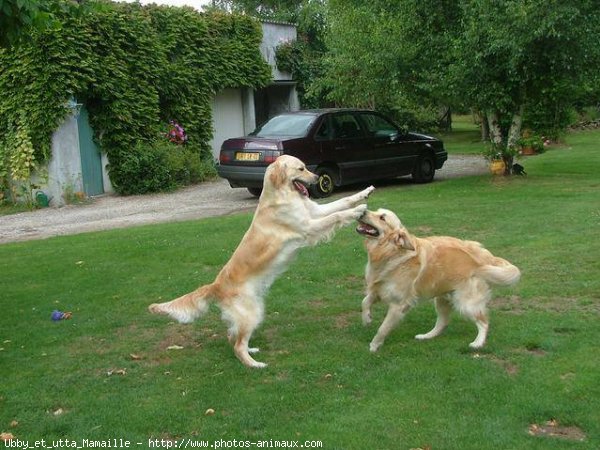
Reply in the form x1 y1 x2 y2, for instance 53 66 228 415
307 298 327 310
334 311 355 329
472 353 518 375
525 347 547 357
560 372 576 381
494 295 600 314
493 295 526 314
342 274 364 287
506 345 547 358
414 226 433 235
528 419 586 442
490 356 519 375
157 324 203 351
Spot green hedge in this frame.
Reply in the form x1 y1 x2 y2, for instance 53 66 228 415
0 1 271 196
109 140 214 195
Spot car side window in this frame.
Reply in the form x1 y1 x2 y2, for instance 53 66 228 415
360 113 399 139
332 113 363 139
315 116 331 140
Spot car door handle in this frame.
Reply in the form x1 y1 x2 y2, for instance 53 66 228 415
335 146 346 150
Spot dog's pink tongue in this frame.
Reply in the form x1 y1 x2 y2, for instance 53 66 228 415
294 181 309 196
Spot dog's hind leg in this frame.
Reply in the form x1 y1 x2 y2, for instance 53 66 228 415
468 311 489 349
222 298 267 368
233 323 266 368
369 302 412 352
453 280 491 349
415 295 452 341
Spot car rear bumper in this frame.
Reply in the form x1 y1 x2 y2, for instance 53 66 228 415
217 163 319 189
217 164 267 188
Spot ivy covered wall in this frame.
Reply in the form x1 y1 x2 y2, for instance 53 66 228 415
0 1 272 197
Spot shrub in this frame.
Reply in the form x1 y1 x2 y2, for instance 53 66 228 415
109 141 217 195
165 144 217 186
109 141 175 195
523 98 577 141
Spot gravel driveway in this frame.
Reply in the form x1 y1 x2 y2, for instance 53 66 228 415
0 155 487 244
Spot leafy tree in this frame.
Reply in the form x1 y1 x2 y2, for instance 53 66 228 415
0 0 50 47
0 0 88 47
452 0 600 173
319 0 600 172
319 0 459 129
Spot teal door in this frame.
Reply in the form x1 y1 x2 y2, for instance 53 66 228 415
77 106 104 196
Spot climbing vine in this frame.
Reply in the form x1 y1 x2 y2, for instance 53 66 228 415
274 38 326 109
0 1 271 197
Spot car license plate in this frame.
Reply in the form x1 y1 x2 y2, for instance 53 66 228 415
235 152 260 161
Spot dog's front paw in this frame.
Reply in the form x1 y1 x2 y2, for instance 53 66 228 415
351 204 368 219
356 185 375 201
369 341 380 353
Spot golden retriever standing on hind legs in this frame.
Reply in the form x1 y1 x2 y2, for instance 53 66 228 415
356 208 520 352
149 155 374 368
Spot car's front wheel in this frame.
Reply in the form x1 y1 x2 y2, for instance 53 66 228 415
310 167 336 198
412 153 436 183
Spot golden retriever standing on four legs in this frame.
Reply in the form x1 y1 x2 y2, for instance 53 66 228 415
356 208 520 352
149 155 374 368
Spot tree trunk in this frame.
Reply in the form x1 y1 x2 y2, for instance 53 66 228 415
504 107 524 175
507 108 523 149
480 112 490 141
487 111 502 146
438 106 452 131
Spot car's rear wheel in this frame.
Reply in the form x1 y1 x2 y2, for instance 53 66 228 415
247 187 262 197
412 153 435 183
310 167 336 198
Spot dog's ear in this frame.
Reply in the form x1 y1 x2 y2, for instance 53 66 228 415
393 230 415 251
268 162 287 189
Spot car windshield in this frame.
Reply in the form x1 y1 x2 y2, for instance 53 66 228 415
251 114 317 137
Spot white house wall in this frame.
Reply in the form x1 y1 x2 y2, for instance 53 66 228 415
260 21 297 82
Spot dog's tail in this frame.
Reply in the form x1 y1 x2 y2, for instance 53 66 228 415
148 284 215 324
477 258 521 286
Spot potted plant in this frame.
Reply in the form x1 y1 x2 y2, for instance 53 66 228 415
518 130 546 155
483 144 506 175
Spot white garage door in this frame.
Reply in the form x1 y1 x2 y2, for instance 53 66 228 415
210 89 245 161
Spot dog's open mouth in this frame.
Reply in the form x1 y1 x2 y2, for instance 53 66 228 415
356 221 379 237
293 180 310 197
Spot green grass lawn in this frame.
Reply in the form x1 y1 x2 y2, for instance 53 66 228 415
438 114 487 155
1 130 599 449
